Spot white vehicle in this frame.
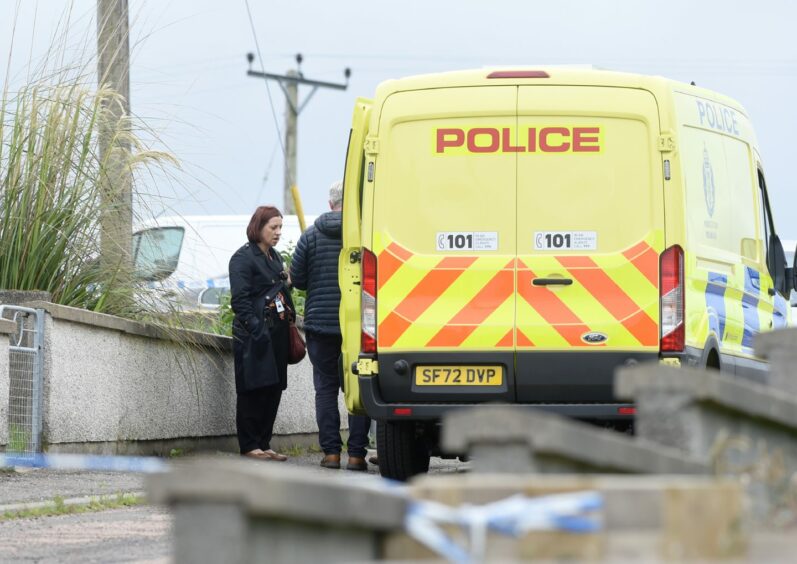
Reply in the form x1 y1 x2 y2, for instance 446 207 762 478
132 214 313 309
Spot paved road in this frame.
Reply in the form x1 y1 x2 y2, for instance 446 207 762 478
0 451 467 563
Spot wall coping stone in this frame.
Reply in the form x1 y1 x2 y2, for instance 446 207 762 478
0 318 15 335
147 457 407 530
442 406 708 474
0 290 52 304
615 364 797 430
25 301 231 351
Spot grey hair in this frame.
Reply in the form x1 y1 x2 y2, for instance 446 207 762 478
329 180 343 207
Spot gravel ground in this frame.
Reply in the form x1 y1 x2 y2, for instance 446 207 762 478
0 469 145 507
0 505 172 563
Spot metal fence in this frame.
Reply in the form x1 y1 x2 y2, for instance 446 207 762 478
1 306 44 458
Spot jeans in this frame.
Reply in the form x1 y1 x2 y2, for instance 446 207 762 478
306 332 371 458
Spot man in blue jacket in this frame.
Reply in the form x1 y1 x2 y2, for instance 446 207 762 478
290 181 372 471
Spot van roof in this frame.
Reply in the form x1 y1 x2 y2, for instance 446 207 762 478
374 67 747 116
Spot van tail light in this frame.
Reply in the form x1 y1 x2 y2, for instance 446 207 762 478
361 248 377 354
660 245 684 352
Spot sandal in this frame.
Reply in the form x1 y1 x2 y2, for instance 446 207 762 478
262 449 288 461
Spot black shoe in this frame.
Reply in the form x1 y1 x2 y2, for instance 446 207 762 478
320 454 341 469
346 456 368 472
368 455 379 466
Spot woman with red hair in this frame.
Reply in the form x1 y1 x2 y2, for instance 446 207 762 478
228 206 295 461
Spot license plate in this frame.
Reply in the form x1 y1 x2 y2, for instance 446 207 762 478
415 365 503 386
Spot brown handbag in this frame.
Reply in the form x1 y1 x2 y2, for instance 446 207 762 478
287 323 306 364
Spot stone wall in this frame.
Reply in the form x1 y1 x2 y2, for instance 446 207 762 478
0 302 346 453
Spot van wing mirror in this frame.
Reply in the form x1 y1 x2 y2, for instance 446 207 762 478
131 226 184 281
792 242 797 294
767 234 787 296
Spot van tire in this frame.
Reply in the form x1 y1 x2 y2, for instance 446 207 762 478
376 421 431 481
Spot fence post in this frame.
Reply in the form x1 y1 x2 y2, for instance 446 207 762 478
0 318 15 448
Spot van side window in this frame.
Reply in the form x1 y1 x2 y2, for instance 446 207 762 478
132 227 185 281
757 170 772 264
341 129 352 226
341 128 366 222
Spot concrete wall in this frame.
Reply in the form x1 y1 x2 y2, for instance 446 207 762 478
1 302 346 453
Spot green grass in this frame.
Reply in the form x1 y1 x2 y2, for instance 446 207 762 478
281 443 322 457
0 492 144 521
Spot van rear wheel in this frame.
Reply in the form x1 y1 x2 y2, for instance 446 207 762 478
376 421 430 481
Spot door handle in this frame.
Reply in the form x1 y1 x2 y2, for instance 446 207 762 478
532 278 573 286
768 287 776 296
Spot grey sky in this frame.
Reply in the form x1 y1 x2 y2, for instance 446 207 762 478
2 1 796 238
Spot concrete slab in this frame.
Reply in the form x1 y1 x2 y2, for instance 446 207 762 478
442 406 708 475
392 473 747 561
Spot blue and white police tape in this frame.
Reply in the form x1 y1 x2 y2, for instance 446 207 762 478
405 490 603 564
0 453 168 474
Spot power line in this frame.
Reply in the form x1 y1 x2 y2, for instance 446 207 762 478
243 2 350 215
254 142 278 207
243 0 287 182
245 52 350 215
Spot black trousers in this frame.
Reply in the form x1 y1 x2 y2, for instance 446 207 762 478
236 385 283 453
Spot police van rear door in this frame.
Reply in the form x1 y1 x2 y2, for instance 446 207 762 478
372 86 517 403
514 86 664 403
340 98 372 414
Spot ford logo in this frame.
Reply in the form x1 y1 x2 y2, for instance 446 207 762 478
581 332 608 345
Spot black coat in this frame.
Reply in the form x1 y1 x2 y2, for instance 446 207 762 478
229 243 293 393
290 211 342 335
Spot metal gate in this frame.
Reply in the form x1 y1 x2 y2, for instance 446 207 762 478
1 306 44 458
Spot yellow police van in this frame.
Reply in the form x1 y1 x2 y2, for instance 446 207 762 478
338 67 796 480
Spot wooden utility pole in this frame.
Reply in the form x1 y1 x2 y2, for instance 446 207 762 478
283 71 299 214
247 54 350 215
97 0 132 279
